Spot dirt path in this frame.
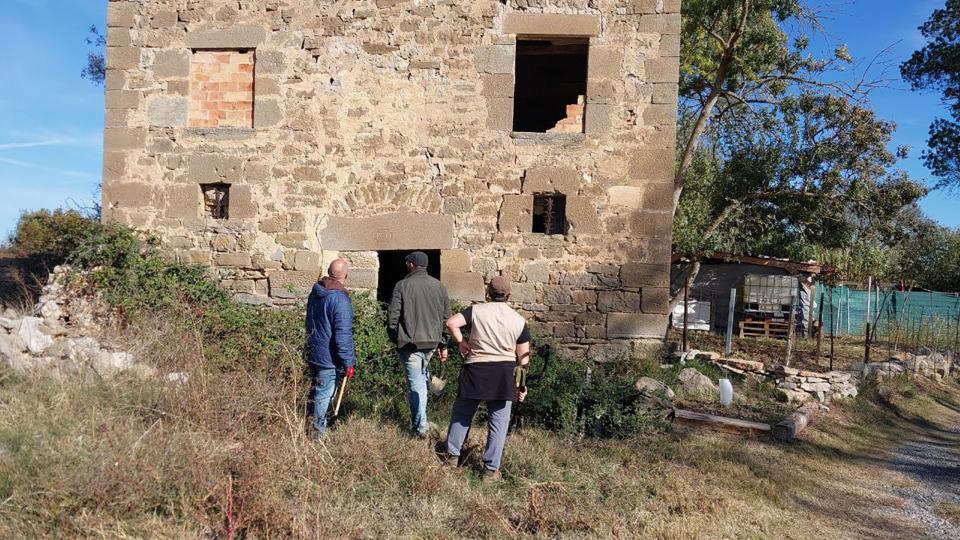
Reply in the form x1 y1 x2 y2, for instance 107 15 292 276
885 423 960 539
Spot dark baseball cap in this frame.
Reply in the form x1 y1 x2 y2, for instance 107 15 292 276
489 275 512 298
404 251 429 267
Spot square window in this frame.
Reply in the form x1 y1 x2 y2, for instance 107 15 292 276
200 183 230 219
188 49 255 128
532 194 567 235
513 38 588 133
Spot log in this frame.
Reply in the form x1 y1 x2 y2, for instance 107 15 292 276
773 403 818 443
671 409 771 435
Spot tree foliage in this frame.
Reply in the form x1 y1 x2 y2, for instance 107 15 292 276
81 25 106 86
901 0 960 189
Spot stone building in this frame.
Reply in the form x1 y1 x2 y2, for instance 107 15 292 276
100 0 681 358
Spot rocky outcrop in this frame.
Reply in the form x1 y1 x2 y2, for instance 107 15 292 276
676 367 718 397
0 266 151 379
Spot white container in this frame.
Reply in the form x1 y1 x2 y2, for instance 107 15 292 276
719 378 734 406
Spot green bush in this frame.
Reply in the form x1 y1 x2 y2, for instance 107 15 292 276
8 209 100 262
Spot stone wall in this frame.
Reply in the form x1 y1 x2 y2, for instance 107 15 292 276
101 0 682 358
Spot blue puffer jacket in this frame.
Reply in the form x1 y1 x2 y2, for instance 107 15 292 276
305 278 356 370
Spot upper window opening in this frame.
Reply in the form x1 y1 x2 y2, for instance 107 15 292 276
201 183 230 219
532 193 567 235
513 38 588 133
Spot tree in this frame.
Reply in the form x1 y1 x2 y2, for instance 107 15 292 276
901 0 960 189
82 25 106 85
676 0 863 212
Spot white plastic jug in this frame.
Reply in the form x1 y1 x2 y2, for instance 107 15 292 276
719 378 734 406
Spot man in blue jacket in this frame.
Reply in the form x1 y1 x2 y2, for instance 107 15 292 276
305 258 356 439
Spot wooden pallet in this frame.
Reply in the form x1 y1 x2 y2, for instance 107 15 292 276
739 319 789 339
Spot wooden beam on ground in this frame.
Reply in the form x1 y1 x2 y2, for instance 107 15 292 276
773 403 819 443
672 409 771 435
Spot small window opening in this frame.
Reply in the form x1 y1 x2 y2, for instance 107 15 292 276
513 38 588 133
376 250 442 305
201 183 230 219
532 194 567 235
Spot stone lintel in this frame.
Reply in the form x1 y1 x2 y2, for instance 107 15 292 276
321 213 455 251
607 313 668 339
185 24 267 49
503 13 601 36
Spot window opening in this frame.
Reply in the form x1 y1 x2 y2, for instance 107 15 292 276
375 250 442 305
532 194 567 235
513 38 588 133
201 183 230 219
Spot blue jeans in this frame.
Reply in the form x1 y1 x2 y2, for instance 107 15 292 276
310 367 339 435
446 398 513 471
400 348 434 435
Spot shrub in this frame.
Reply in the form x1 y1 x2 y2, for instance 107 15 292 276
8 209 100 262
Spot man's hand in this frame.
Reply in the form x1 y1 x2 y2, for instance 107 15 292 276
345 367 355 379
517 386 528 403
457 340 472 358
438 346 448 362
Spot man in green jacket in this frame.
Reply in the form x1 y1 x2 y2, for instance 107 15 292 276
388 251 451 438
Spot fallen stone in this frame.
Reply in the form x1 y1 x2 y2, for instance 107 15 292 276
38 301 62 322
0 317 16 330
93 351 136 374
636 377 675 400
677 367 717 396
166 372 189 385
16 317 54 355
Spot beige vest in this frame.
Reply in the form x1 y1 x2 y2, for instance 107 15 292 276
465 302 526 364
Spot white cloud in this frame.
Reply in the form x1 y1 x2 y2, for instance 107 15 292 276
0 157 98 180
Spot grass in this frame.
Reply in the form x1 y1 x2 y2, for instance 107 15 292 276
938 502 960 525
1 314 957 538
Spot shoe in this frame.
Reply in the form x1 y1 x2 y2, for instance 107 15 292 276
481 469 502 483
311 429 326 443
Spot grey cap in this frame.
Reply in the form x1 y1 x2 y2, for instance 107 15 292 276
405 251 429 267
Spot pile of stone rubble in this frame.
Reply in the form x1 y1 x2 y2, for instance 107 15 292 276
863 351 956 381
0 266 150 379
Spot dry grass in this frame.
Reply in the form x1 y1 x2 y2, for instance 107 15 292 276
1 311 959 538
937 502 960 525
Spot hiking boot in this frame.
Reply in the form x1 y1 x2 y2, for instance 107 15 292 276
481 469 502 483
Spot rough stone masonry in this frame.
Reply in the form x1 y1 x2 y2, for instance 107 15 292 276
100 0 682 360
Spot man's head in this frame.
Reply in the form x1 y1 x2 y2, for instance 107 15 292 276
404 251 429 273
488 275 512 302
328 258 349 283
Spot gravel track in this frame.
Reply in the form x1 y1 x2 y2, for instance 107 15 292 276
887 425 960 539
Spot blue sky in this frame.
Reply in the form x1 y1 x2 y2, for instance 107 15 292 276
0 0 957 240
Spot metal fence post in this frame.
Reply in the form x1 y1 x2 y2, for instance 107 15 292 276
725 288 736 357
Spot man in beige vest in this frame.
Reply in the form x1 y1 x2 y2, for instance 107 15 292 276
442 276 530 482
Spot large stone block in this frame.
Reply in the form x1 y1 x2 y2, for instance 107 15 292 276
486 97 514 131
105 90 141 110
607 186 644 210
189 155 243 182
598 291 641 313
293 250 321 274
215 253 252 268
481 74 515 98
150 10 178 29
166 184 201 220
321 213 455 250
254 98 283 128
441 249 472 276
584 103 614 135
230 184 258 219
588 47 623 80
628 149 675 182
153 50 190 78
107 2 137 28
661 33 681 57
642 104 677 126
621 263 670 288
645 58 680 84
651 83 679 105
607 313 668 339
502 13 601 36
475 45 515 74
637 13 681 34
255 50 286 74
630 211 672 238
104 182 152 208
106 47 141 69
347 268 378 289
641 287 670 314
642 182 673 212
443 272 486 302
103 128 145 150
147 96 188 127
269 271 315 299
523 167 579 194
499 194 533 233
185 24 267 49
565 196 601 234
102 152 127 181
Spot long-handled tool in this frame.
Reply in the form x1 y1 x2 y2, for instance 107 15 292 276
332 375 349 417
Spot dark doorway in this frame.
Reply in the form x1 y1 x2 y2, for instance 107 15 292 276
376 250 442 305
513 38 589 133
